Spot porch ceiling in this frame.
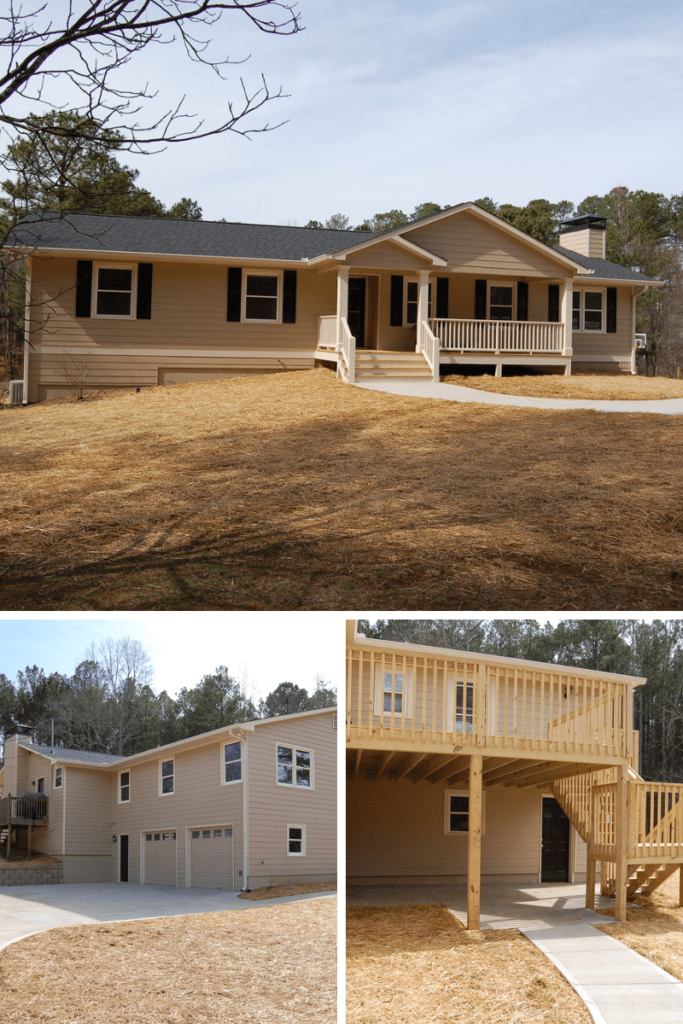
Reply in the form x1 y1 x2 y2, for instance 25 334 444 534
346 748 601 789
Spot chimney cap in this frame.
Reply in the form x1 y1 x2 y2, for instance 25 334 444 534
559 214 607 234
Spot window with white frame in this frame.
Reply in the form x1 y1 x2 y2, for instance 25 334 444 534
443 789 486 834
405 281 432 325
489 283 514 321
223 741 242 784
572 289 604 331
382 669 403 714
119 770 130 803
244 272 280 322
54 766 62 788
159 758 174 795
277 745 313 788
287 824 306 856
94 265 135 317
374 664 412 719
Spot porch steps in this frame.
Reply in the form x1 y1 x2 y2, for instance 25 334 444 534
355 350 433 380
601 862 679 899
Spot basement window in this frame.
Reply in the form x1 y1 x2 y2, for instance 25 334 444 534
287 824 306 856
444 789 486 835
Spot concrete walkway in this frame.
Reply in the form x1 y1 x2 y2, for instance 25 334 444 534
347 882 683 1024
0 882 336 952
355 378 683 415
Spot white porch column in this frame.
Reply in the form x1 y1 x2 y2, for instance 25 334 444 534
336 265 349 350
561 280 573 359
416 271 430 352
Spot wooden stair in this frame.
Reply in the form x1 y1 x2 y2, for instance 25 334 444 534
354 350 433 380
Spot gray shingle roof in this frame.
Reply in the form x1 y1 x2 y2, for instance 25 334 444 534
10 211 376 261
552 245 660 283
31 743 122 765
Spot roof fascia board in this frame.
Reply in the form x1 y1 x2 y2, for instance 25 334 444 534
351 635 645 686
20 247 308 269
578 274 665 287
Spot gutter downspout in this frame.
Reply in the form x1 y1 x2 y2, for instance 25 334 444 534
22 256 32 405
241 735 249 891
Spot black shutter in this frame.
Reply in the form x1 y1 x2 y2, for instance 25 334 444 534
136 263 153 319
390 275 403 326
227 267 242 322
436 277 449 319
282 270 297 323
548 284 560 323
474 279 487 320
516 281 529 322
606 287 617 333
75 260 92 318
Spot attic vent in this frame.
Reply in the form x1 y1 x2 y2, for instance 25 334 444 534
332 714 337 731
9 380 23 404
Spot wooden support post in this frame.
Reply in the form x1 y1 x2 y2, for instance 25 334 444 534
467 754 483 931
586 856 596 910
615 763 629 923
679 866 683 908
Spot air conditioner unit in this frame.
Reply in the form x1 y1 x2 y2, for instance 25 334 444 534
9 380 23 404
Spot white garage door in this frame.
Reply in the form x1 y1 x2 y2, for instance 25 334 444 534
189 826 234 890
144 830 177 885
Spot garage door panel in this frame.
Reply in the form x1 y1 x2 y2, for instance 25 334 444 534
144 830 177 885
190 826 234 889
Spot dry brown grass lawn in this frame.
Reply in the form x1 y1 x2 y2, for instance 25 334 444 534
238 882 336 900
347 905 591 1024
598 871 683 983
1 368 682 610
444 372 683 400
0 897 335 1023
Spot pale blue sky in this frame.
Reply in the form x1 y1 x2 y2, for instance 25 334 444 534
6 0 681 225
0 613 341 702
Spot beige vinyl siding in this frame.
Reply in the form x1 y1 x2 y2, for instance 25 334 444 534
27 257 337 401
65 767 113 856
347 779 541 883
571 284 633 366
112 739 244 887
404 210 570 278
345 241 434 270
246 712 336 887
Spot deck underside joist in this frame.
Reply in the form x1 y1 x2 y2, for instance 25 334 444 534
346 747 604 788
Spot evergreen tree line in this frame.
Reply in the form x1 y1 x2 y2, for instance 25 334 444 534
358 619 683 784
0 637 336 766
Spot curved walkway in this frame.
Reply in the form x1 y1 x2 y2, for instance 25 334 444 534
347 882 683 1024
355 378 683 415
0 882 335 952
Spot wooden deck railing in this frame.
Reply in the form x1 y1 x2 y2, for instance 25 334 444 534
429 318 564 353
0 794 48 826
347 646 635 759
590 779 683 860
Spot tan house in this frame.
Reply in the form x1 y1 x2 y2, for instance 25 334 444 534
10 204 661 402
0 707 336 889
346 622 683 928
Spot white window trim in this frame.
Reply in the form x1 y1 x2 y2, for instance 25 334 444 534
54 766 62 788
118 769 130 804
242 269 282 324
488 280 516 321
221 740 243 786
92 263 137 320
572 287 606 334
159 757 175 797
404 279 432 327
443 788 487 835
276 742 315 790
287 823 306 857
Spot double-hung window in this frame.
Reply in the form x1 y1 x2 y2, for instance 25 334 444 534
160 758 174 796
244 273 280 322
572 290 604 331
489 284 514 321
382 670 403 714
119 770 130 803
405 282 432 325
94 265 135 317
287 824 306 856
277 745 313 788
223 742 242 784
54 766 62 788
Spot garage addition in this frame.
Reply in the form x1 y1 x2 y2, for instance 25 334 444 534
0 708 336 891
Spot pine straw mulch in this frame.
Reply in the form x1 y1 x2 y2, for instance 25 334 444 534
238 882 336 900
0 897 335 1024
597 871 683 984
347 905 591 1024
2 367 683 610
443 372 683 401
0 854 61 868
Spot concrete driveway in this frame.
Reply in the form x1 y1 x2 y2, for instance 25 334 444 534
0 883 335 952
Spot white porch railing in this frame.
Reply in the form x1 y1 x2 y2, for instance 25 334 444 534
337 318 356 384
430 318 564 353
318 315 338 351
417 320 440 382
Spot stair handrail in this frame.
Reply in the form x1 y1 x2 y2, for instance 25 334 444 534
418 320 440 383
338 318 356 384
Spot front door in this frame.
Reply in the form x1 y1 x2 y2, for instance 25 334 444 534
541 799 570 882
348 277 366 348
119 834 129 882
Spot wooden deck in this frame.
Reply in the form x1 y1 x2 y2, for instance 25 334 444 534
0 794 48 827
